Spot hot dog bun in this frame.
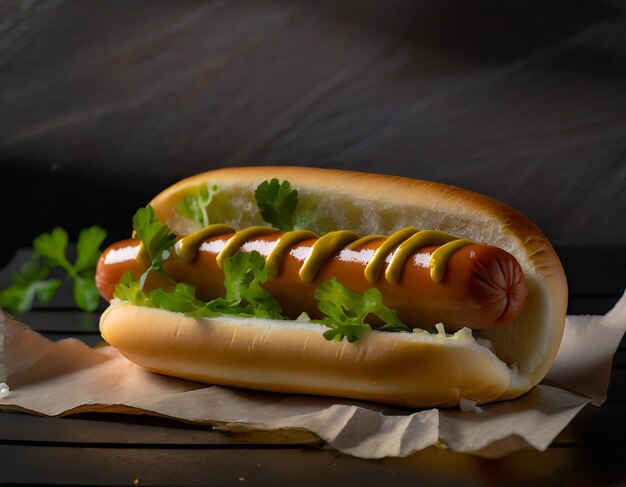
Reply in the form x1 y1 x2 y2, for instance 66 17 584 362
99 166 568 406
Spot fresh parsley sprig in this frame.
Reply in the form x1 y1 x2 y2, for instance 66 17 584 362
314 278 409 343
254 179 299 232
176 183 218 229
114 251 283 320
132 206 176 290
0 226 107 315
219 250 283 318
0 260 60 315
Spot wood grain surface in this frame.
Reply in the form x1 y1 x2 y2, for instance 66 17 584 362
1 0 625 263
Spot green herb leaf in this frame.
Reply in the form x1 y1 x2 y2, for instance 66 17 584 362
113 252 283 320
322 321 372 343
131 206 176 289
75 226 107 273
132 206 176 266
223 251 269 301
378 322 412 333
0 270 61 315
222 251 283 319
150 282 208 314
1 226 108 315
10 259 51 287
314 278 408 342
113 272 158 308
33 227 73 275
0 286 30 315
33 227 68 261
72 226 107 312
73 276 101 312
34 279 63 304
176 183 218 229
202 297 244 316
254 179 298 232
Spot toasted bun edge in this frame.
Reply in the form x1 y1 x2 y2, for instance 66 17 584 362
100 302 513 408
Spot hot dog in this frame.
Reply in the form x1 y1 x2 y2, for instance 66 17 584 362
96 230 528 331
98 166 568 408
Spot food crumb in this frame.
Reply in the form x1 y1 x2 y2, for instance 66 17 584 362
459 397 482 413
133 479 140 485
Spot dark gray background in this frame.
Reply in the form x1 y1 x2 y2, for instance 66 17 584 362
1 0 625 265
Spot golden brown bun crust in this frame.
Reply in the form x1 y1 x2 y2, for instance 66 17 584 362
101 166 567 406
101 303 512 408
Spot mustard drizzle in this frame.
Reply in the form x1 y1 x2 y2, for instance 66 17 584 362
265 230 318 276
364 227 420 283
161 224 474 284
175 223 236 262
429 238 474 282
386 230 461 284
215 226 279 269
298 230 361 283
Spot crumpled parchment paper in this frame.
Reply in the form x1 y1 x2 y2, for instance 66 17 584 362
1 292 625 459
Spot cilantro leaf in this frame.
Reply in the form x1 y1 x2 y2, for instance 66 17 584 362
202 297 245 316
113 272 158 308
133 206 176 266
10 259 51 287
113 252 283 320
33 227 73 276
378 322 412 333
73 276 101 312
176 183 218 229
150 282 208 314
314 278 409 343
0 259 61 315
254 179 298 232
322 321 372 343
132 206 176 289
35 279 63 304
222 251 283 319
75 226 107 273
0 226 107 315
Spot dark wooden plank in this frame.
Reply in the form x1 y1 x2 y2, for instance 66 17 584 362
1 443 626 487
0 411 321 447
1 403 624 449
18 310 100 332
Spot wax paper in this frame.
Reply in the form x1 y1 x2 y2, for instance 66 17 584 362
1 292 624 459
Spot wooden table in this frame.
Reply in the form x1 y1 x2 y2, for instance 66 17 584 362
1 247 625 487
